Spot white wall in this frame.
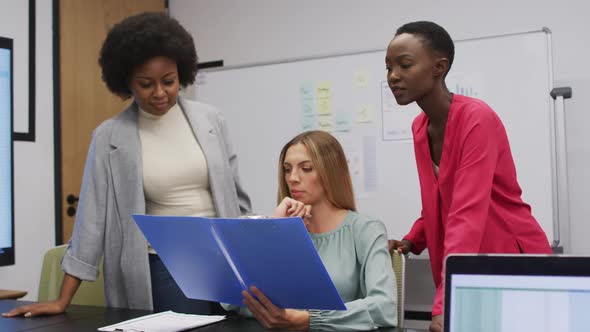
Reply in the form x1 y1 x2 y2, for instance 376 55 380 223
0 0 54 300
170 0 590 254
0 0 29 133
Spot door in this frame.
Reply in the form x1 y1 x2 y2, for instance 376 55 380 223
59 0 165 243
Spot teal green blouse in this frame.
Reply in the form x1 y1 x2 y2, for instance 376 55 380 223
224 211 397 331
306 211 397 330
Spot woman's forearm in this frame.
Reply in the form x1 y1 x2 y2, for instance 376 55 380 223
57 273 82 309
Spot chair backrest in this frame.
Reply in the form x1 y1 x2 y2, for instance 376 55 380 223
391 250 405 328
38 245 106 306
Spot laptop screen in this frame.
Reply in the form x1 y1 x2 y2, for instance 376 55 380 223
444 255 590 332
0 36 14 267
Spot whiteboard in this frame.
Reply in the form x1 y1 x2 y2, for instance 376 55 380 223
195 30 555 242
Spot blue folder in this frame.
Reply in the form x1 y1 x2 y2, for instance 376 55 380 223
132 214 346 310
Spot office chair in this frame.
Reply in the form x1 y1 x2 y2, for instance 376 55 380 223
391 250 405 328
37 244 106 306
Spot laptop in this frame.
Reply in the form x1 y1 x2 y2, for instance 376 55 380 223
443 254 590 332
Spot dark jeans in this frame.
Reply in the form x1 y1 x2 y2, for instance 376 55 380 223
149 253 226 315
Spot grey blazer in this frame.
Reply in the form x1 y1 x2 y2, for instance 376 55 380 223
62 97 252 310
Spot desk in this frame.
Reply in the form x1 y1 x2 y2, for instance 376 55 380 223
1 300 419 331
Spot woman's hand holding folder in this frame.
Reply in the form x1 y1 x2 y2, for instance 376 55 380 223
242 286 310 331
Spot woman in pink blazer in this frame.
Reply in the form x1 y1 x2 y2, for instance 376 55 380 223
385 21 552 332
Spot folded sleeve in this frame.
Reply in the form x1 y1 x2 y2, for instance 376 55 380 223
61 130 109 281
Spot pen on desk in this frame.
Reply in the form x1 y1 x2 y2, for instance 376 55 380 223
114 328 144 332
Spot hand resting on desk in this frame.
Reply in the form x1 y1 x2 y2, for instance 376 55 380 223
2 300 67 318
2 273 80 318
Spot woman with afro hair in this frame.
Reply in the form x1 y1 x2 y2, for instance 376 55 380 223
4 12 251 317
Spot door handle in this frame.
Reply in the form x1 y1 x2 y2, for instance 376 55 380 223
66 194 79 217
66 194 79 205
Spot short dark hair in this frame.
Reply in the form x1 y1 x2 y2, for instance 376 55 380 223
98 12 198 99
395 21 455 75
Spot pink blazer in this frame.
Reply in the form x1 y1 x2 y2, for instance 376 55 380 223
404 94 552 315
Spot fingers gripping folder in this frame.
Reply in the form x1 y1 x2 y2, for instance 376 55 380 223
132 214 346 310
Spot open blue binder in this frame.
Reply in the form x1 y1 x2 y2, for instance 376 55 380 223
132 214 346 310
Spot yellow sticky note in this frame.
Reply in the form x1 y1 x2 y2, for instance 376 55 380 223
317 115 334 132
317 97 332 115
316 81 332 99
355 70 369 87
356 104 374 123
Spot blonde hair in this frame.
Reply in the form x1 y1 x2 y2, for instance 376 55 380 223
277 131 356 211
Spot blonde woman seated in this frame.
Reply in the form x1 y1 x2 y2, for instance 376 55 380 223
224 130 397 331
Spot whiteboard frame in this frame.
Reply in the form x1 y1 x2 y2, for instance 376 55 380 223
198 28 562 248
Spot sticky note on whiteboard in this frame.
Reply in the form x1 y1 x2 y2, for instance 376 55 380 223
356 104 374 123
316 81 332 99
335 113 352 132
317 115 334 132
355 70 369 87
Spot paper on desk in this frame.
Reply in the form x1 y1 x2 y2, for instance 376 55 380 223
97 311 225 332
